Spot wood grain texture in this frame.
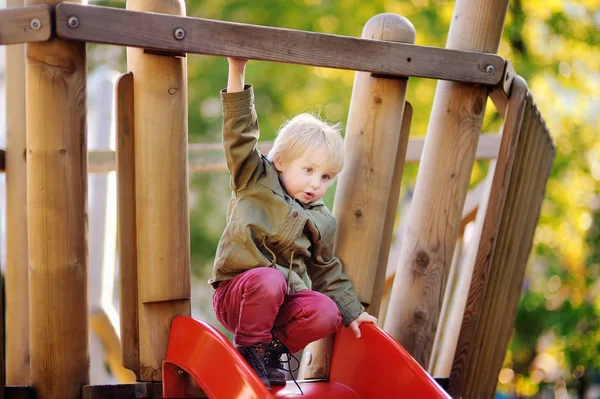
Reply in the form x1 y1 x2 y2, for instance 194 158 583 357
370 103 413 318
54 134 499 174
459 107 555 398
126 0 191 381
0 4 51 45
428 162 495 378
447 77 530 396
54 3 504 85
382 0 510 368
5 0 30 384
115 72 140 379
25 0 89 397
299 13 414 380
334 13 415 308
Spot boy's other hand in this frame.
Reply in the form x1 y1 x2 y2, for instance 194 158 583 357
348 312 378 339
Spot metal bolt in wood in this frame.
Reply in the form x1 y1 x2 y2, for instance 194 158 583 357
67 15 79 28
173 27 185 40
29 18 40 30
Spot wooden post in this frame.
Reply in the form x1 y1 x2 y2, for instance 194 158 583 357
299 13 415 380
446 78 530 395
26 0 89 397
5 0 30 386
369 103 413 318
428 163 495 378
126 0 191 381
383 0 510 368
115 72 141 380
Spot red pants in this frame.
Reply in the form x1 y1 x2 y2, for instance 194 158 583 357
212 267 342 354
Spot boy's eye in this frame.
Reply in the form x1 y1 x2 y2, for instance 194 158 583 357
304 167 313 173
321 174 331 181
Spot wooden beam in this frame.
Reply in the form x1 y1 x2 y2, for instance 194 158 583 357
448 78 530 395
370 102 413 318
0 134 498 175
27 0 89 396
5 0 30 384
299 14 415 380
54 3 504 85
115 72 141 379
453 96 555 398
126 0 191 382
0 5 51 45
383 0 510 368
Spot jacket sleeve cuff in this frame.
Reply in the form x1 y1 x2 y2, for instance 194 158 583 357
221 85 254 117
338 296 366 327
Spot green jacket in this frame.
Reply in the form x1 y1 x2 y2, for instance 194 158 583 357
208 85 364 326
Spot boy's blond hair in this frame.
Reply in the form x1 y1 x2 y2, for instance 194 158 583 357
267 113 344 174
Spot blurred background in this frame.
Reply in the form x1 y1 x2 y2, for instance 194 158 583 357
1 0 598 397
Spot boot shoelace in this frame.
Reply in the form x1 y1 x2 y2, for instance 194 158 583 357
281 351 303 395
269 339 303 395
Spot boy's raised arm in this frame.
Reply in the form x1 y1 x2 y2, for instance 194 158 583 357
227 57 247 93
221 58 262 190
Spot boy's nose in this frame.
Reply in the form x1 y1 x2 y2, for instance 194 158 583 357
310 178 320 189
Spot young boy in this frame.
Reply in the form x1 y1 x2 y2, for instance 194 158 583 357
209 57 377 389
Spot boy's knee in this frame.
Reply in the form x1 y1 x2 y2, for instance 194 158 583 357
246 267 287 300
312 297 342 334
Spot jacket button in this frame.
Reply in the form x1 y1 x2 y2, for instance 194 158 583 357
292 211 299 217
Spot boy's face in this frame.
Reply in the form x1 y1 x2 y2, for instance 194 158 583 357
274 147 337 205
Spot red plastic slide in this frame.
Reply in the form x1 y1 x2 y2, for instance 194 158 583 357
163 316 450 398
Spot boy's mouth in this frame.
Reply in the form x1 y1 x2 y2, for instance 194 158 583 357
304 192 315 199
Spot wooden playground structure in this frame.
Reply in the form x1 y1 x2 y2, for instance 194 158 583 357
0 0 555 398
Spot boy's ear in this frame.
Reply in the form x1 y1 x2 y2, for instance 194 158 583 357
273 154 284 172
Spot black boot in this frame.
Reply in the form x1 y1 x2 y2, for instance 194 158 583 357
265 337 288 386
236 342 271 390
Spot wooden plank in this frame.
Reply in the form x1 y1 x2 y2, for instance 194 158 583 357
126 0 191 381
370 102 413 318
27 0 89 397
4 0 30 384
383 0 510 368
429 161 495 378
115 72 141 379
0 5 51 45
11 134 499 175
447 78 530 396
54 3 505 85
461 111 554 398
299 15 415 380
489 60 517 117
382 176 491 295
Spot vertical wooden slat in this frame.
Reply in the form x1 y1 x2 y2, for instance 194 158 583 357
298 13 415 380
115 72 140 379
452 95 555 397
370 102 413 318
383 0 510 368
447 77 530 395
126 0 191 381
26 0 89 397
5 0 30 386
429 162 494 377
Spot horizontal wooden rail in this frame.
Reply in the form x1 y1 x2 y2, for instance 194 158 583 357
53 3 505 85
0 134 501 174
0 5 51 45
